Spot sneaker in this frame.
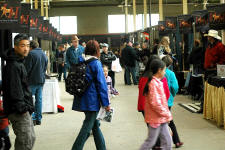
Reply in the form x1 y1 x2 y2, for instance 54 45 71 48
36 120 41 125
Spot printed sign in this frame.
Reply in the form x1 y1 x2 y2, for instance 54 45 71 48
178 15 193 33
165 17 177 33
207 4 225 30
192 10 209 32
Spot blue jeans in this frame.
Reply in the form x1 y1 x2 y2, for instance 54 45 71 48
124 65 137 85
72 111 106 150
30 84 43 121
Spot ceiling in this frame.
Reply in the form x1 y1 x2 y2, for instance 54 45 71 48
50 0 221 8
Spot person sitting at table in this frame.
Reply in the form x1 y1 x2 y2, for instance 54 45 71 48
24 40 48 126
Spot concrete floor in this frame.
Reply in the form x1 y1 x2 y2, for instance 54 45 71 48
9 72 225 150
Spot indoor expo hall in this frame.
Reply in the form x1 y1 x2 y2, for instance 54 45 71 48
8 72 225 150
0 0 225 150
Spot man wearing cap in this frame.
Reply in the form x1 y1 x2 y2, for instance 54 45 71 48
100 43 116 87
66 36 84 68
204 29 225 78
121 40 139 85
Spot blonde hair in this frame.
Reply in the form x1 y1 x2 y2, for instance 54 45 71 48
160 36 171 53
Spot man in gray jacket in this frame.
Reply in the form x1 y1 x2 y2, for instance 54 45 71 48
24 40 48 126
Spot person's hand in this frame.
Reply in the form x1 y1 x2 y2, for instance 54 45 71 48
62 63 64 67
105 106 111 112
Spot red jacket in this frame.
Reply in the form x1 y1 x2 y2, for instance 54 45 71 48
137 77 170 111
204 42 225 69
0 100 9 130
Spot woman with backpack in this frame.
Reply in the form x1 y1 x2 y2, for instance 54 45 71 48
71 40 111 150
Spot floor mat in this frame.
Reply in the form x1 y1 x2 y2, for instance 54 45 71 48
178 102 201 113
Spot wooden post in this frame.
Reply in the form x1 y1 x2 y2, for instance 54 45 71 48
159 0 163 21
183 0 188 14
143 0 147 28
35 0 38 9
133 0 136 31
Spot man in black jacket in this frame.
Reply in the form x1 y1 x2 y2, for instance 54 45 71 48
24 40 48 126
121 40 138 85
2 34 35 150
100 43 116 87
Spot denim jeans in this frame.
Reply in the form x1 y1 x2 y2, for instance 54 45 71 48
124 65 137 85
30 84 43 121
58 64 67 81
72 111 106 150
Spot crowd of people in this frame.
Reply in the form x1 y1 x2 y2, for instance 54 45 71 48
0 28 224 150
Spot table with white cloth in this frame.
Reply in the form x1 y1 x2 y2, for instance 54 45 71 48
42 79 61 113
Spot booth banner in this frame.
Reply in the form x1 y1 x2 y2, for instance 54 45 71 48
19 3 31 33
207 4 225 30
48 23 53 40
30 9 39 36
0 0 21 30
37 16 44 38
43 20 49 40
165 17 177 33
192 10 209 32
178 15 193 33
158 21 168 35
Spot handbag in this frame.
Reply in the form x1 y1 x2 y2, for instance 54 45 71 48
111 58 122 73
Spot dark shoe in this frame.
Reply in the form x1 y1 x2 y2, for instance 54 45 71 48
197 109 203 114
36 120 41 125
33 120 36 126
152 146 161 150
175 142 184 148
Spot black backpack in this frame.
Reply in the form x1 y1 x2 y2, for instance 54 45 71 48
65 58 97 97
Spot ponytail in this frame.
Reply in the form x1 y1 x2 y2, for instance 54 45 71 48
143 72 153 96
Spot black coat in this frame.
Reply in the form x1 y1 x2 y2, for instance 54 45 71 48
2 50 34 115
100 51 116 70
121 46 138 67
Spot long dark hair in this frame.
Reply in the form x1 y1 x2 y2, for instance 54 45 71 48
143 59 166 96
142 55 160 77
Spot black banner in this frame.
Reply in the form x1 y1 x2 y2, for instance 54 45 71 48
43 20 49 40
165 17 177 33
29 9 39 36
178 15 193 33
18 3 30 33
192 10 209 32
207 4 225 30
37 16 44 38
0 1 21 30
158 21 168 35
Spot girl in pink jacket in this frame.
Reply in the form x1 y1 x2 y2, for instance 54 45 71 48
140 59 172 150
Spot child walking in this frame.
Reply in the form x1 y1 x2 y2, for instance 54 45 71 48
140 59 172 150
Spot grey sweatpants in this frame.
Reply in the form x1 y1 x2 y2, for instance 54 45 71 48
140 123 172 150
8 112 36 150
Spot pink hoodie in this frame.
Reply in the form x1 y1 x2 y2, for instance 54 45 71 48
144 76 172 128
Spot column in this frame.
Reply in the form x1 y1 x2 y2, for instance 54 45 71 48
45 1 49 19
41 0 44 16
133 0 137 31
221 0 225 44
183 0 188 14
35 0 38 9
125 0 128 34
159 0 163 21
143 0 147 28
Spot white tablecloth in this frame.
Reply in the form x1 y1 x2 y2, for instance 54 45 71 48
42 79 61 113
